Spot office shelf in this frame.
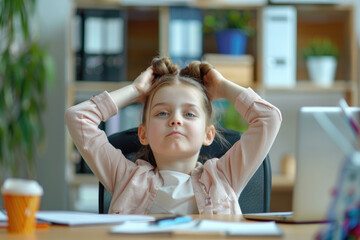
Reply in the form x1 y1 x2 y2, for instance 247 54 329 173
256 80 353 93
69 81 131 93
66 0 358 211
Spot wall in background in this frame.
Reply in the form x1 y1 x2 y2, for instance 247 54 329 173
35 0 71 210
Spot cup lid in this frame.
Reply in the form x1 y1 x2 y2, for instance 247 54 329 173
1 178 43 196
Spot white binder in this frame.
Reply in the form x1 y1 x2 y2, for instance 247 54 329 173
262 6 297 88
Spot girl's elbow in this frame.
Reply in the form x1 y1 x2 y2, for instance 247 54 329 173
65 106 79 127
267 107 282 133
65 108 73 124
272 105 282 123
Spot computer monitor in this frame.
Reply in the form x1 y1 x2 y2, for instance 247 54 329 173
244 106 360 222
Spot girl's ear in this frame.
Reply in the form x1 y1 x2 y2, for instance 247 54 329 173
138 124 149 145
203 125 215 146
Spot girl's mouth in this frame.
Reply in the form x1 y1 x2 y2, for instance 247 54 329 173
167 131 183 137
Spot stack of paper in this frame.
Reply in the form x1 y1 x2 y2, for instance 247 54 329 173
35 211 154 226
110 219 283 237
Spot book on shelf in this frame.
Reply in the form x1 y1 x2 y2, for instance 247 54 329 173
72 10 83 81
73 8 127 82
168 6 203 68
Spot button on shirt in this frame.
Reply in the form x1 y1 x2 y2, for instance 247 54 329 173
149 170 198 214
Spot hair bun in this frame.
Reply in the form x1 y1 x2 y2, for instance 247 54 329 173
151 57 179 77
180 61 213 83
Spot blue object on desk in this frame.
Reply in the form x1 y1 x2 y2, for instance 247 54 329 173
155 216 193 227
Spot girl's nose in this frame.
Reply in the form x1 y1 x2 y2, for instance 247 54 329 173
170 120 181 126
169 114 182 126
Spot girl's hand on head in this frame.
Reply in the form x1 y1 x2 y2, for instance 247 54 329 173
132 66 154 102
203 68 226 101
203 67 247 104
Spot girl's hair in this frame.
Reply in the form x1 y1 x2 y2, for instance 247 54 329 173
135 57 224 167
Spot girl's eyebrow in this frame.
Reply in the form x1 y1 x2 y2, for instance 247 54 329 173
183 103 201 111
151 102 201 111
151 102 169 110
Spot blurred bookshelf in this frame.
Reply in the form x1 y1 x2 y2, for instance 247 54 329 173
66 0 358 212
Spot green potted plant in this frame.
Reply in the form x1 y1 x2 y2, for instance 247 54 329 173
0 0 55 181
303 38 339 87
203 10 254 55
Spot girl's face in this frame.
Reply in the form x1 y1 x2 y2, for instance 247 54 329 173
139 84 214 162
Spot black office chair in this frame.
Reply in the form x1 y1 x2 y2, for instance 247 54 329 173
99 127 272 214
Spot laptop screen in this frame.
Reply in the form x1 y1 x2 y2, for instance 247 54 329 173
293 106 359 222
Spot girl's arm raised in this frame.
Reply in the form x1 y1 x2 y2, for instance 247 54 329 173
110 67 154 109
203 68 282 196
65 67 154 195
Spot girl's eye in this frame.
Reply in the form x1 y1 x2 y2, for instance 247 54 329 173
185 112 196 118
156 112 168 117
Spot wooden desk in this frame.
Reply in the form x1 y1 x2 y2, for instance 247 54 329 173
0 215 326 240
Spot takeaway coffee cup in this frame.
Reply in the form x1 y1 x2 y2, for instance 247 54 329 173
1 178 43 234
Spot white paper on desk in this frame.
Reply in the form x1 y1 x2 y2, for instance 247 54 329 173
198 220 282 236
36 211 154 226
111 220 199 234
110 219 282 236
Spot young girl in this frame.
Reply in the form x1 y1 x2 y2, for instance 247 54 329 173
65 57 281 215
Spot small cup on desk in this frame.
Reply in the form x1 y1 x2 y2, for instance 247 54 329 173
1 178 43 234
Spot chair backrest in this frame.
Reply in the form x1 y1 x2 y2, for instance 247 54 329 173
99 127 271 214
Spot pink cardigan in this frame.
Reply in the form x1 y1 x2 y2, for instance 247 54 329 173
65 88 281 214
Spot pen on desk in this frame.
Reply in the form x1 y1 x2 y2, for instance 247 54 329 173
154 215 193 227
339 98 359 136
